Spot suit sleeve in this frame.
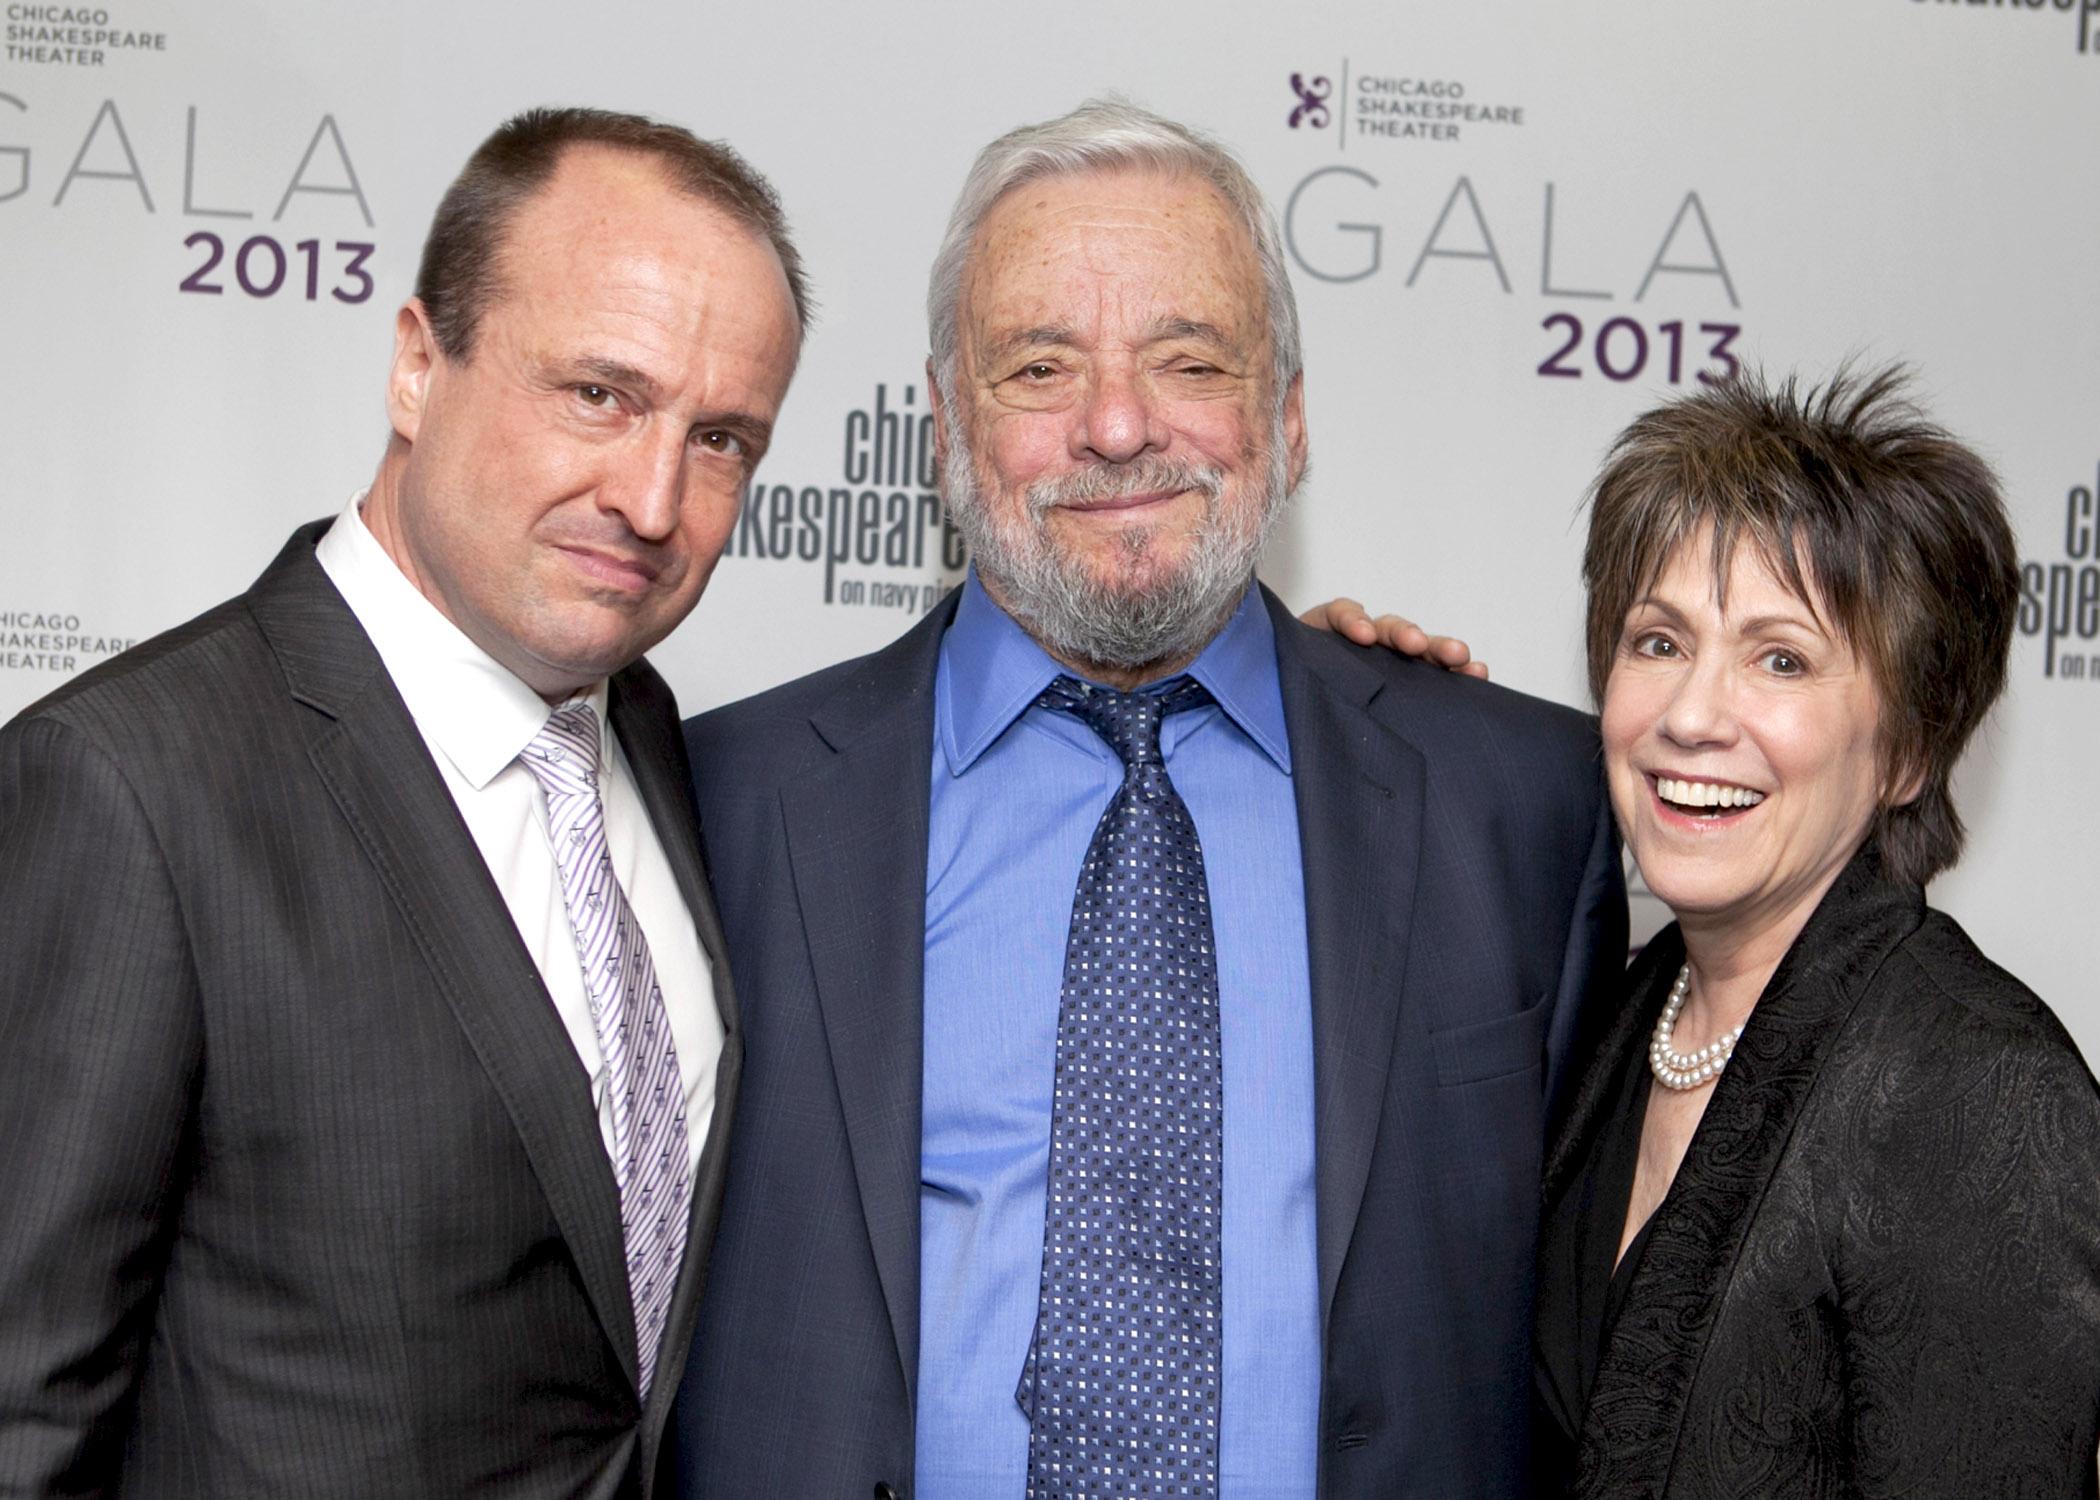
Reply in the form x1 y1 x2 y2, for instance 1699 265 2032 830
1543 766 1626 1131
0 715 201 1496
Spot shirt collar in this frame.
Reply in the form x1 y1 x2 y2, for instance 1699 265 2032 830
938 569 1291 775
314 490 609 789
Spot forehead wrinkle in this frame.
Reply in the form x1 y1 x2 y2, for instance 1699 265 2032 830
982 271 1243 340
518 237 793 374
959 167 1272 390
511 285 689 392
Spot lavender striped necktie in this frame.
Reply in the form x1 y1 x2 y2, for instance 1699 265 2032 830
519 703 690 1400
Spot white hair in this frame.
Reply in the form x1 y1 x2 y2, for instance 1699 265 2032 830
925 96 1303 405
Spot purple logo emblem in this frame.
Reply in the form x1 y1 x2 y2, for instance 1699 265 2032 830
1288 73 1333 129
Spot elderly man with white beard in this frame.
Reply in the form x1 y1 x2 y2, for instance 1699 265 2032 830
670 99 1627 1500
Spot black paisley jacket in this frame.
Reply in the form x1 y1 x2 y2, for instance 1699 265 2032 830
1542 846 2100 1498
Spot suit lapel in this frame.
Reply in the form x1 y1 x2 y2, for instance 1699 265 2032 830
611 666 735 983
1543 942 1671 1210
1265 594 1427 1327
1575 852 1925 1493
778 600 952 1405
248 529 640 1389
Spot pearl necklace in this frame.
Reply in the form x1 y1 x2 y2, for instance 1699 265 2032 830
1649 964 1746 1091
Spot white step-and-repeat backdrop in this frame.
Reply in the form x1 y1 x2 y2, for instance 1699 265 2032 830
3 0 2095 1043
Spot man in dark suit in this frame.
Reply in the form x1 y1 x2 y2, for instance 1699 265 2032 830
0 107 805 1496
674 99 1627 1499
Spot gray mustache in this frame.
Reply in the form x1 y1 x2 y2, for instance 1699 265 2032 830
1026 458 1226 513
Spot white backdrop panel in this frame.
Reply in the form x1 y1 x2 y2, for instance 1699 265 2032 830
2 0 2094 1044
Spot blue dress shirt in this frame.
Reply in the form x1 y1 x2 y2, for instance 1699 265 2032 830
916 574 1319 1499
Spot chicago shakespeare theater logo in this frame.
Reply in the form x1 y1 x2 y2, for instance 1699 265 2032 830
4 5 169 69
1274 55 1747 392
2017 459 2100 681
1287 74 1334 130
0 607 134 675
721 380 968 611
1284 60 1528 146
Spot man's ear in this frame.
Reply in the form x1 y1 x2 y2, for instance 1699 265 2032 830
926 357 950 473
1281 370 1309 492
386 299 444 445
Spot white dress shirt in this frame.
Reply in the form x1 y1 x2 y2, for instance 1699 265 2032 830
316 492 719 1176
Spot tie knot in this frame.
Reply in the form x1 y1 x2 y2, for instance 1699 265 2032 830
1036 674 1214 770
520 703 603 795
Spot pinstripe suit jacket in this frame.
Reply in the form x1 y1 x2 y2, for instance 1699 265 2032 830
0 523 740 1498
672 587 1628 1498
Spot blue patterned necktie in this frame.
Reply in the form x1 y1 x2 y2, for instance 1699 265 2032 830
519 704 690 1401
1019 673 1224 1499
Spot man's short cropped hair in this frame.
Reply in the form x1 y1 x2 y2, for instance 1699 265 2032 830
413 105 811 361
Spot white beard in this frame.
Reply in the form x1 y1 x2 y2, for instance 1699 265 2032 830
940 400 1294 672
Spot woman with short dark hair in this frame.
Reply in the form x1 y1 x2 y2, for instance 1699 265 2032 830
1533 367 2100 1496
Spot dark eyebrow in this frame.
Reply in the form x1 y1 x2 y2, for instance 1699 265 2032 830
1626 596 1686 625
572 356 663 402
1627 598 1829 639
1734 611 1829 639
704 410 776 452
563 356 774 451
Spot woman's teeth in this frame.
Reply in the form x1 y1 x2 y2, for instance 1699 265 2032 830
1657 777 1765 811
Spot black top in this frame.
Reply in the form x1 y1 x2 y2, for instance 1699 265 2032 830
1535 847 2100 1499
1533 1025 1657 1482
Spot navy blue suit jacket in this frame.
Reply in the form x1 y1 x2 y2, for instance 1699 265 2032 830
672 587 1625 1498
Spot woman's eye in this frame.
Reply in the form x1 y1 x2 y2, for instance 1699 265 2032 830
1632 633 1678 659
1762 649 1804 676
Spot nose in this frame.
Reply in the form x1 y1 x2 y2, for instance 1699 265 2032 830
1657 655 1738 750
1073 359 1170 465
601 423 689 542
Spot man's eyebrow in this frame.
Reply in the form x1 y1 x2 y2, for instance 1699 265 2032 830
560 355 773 446
705 409 776 449
981 319 1245 363
570 356 663 401
1148 317 1236 349
982 325 1079 362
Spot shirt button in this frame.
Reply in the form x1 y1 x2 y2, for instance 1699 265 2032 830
873 1484 901 1500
